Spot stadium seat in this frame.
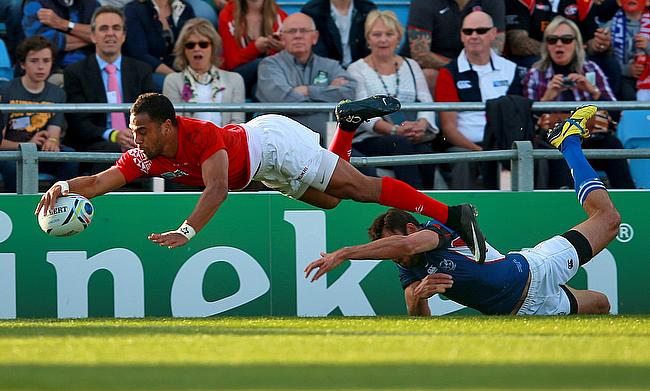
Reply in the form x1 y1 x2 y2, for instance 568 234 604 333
0 38 12 81
616 110 650 188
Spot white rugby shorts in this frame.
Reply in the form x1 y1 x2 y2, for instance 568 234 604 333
244 114 338 198
514 235 580 315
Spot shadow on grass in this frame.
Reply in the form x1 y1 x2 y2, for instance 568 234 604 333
0 363 648 390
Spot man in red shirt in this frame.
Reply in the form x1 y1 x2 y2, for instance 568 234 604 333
36 93 487 262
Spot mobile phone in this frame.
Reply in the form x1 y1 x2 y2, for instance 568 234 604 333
272 32 281 40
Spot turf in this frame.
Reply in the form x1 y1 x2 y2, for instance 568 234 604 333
0 316 648 391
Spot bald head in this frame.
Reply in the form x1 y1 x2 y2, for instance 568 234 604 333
462 11 494 29
282 12 317 32
460 11 496 64
281 12 319 63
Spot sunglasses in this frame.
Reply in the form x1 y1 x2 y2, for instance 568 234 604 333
461 27 493 36
546 35 576 45
184 41 211 49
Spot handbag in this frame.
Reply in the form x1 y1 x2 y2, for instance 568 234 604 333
538 110 612 135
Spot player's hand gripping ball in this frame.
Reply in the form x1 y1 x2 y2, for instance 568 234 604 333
37 194 94 236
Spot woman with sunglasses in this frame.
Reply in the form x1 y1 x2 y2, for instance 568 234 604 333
523 16 635 189
163 17 245 126
524 16 613 103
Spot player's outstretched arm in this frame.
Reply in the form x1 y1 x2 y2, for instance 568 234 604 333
148 150 229 249
34 167 127 216
304 229 440 282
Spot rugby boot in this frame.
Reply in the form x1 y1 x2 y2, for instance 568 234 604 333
335 95 401 130
454 204 487 264
547 105 597 149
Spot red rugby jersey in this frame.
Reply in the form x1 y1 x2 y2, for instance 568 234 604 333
115 116 250 189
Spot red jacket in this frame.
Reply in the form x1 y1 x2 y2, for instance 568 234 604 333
218 1 287 70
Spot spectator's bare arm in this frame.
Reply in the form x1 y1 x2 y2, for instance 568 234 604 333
408 28 450 69
42 124 62 152
37 8 92 42
64 34 89 51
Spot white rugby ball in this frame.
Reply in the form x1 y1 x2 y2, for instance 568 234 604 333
38 194 94 236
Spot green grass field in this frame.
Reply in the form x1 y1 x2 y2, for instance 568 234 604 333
0 316 649 391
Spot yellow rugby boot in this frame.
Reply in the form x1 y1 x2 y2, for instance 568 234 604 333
547 105 597 149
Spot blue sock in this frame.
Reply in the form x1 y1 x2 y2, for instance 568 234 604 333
560 135 606 204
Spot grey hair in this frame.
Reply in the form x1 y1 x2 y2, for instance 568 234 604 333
90 5 126 32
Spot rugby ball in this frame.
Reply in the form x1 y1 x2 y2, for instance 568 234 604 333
38 194 94 236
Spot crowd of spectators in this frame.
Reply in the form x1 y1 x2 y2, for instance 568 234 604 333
0 0 644 192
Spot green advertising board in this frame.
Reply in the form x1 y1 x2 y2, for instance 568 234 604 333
0 191 647 318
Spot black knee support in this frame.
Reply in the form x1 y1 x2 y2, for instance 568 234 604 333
560 285 578 314
561 230 593 266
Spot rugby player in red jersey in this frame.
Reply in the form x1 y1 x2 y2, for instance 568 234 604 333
36 93 487 262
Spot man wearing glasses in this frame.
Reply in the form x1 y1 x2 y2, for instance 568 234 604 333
64 5 155 163
434 11 523 189
256 12 357 146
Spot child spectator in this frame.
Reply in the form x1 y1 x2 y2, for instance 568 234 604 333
0 36 78 192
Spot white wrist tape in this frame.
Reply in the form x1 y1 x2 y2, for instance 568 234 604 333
55 181 69 195
176 222 196 240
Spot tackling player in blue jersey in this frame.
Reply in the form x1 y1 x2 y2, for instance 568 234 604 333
305 105 620 315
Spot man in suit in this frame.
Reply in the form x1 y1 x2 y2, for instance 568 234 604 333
64 5 155 154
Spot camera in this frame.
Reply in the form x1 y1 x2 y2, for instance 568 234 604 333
562 76 575 88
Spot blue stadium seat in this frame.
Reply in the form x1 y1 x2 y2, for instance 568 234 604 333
0 38 12 81
616 110 650 188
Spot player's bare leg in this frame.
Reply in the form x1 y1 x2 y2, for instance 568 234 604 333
564 286 611 314
548 104 621 259
571 189 621 256
298 159 380 209
320 95 487 263
547 105 622 314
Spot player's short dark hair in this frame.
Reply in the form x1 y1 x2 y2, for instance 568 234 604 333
91 5 126 32
16 36 56 64
368 209 419 241
131 93 177 126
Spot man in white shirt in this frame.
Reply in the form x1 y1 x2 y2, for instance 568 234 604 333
434 11 522 189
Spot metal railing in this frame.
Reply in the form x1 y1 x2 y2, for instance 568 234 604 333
3 100 650 114
1 101 649 194
3 141 650 194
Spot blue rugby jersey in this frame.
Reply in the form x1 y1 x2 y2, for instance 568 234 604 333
398 220 530 315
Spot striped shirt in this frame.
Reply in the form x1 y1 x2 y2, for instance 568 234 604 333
523 61 616 102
